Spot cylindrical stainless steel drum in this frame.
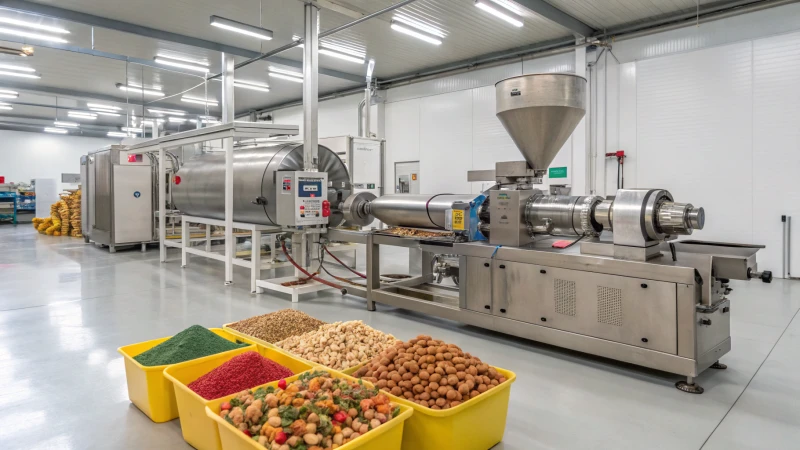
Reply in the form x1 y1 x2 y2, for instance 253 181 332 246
368 194 478 229
172 143 351 226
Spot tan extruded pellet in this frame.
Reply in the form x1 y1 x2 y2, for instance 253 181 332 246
276 320 396 370
227 309 326 343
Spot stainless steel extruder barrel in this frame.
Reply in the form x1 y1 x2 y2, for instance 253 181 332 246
370 194 478 229
172 143 351 226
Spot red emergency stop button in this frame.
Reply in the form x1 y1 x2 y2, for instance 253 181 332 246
322 200 331 218
174 175 181 185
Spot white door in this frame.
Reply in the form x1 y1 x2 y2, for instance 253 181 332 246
395 161 420 194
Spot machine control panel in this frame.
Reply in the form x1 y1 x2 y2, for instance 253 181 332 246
275 171 329 226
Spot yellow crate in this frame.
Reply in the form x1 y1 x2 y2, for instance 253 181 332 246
205 368 413 450
164 346 314 450
222 323 368 375
388 366 516 450
118 328 253 423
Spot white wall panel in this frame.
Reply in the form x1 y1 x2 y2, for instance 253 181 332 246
636 42 753 244
522 52 576 74
612 2 800 63
387 62 522 104
752 31 800 274
419 90 473 194
612 62 638 195
384 99 421 193
270 94 366 139
0 131 117 192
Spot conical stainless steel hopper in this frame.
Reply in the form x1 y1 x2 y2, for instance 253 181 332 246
495 73 587 172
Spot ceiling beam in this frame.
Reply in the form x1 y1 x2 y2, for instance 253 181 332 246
509 0 595 37
0 0 364 83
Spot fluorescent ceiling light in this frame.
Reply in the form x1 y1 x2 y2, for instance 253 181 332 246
0 88 18 99
293 35 367 59
189 117 220 124
0 105 12 110
147 108 185 116
234 80 270 93
269 72 304 83
0 17 70 34
0 26 68 43
107 131 129 137
117 84 165 97
121 127 142 133
488 0 526 15
269 66 303 77
0 69 40 79
319 48 364 64
68 112 97 120
91 110 121 117
181 96 218 106
392 14 446 38
155 54 208 67
44 127 67 134
475 0 523 27
87 103 121 110
154 57 209 73
142 118 165 125
210 15 273 40
390 22 442 45
0 63 35 72
54 121 79 128
168 117 186 123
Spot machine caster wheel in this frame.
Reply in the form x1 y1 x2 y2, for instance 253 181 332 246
675 380 704 394
710 361 727 370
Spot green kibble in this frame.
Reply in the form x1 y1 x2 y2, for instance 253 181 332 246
133 325 248 366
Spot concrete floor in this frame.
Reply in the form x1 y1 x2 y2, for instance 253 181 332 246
1 225 798 450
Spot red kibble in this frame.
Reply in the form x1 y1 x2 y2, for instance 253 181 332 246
242 430 252 437
274 431 287 445
278 379 287 390
333 411 347 423
188 351 294 400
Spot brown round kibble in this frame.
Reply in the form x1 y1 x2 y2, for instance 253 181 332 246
413 384 424 394
445 366 457 375
458 384 469 395
435 397 447 407
470 390 480 398
391 386 402 396
419 400 428 407
437 386 448 396
402 372 412 381
429 373 442 383
404 390 414 398
457 371 466 381
443 352 453 361
410 376 420 385
477 384 488 393
455 363 466 371
431 405 441 410
430 390 439 399
446 389 457 400
434 367 445 376
419 370 430 380
491 379 499 386
447 375 459 386
435 353 444 361
426 347 437 355
419 392 430 401
387 380 396 388
429 382 439 391
391 373 401 383
450 401 461 407
376 379 387 389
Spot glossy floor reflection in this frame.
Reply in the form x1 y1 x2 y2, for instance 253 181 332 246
0 225 798 449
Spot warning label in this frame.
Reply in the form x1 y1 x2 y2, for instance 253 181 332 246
452 210 465 231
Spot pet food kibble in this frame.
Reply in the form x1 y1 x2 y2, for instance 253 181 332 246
188 351 294 400
276 321 396 370
227 309 326 343
133 325 247 366
355 335 506 409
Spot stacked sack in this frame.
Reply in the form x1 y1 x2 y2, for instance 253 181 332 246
58 198 70 235
69 190 82 237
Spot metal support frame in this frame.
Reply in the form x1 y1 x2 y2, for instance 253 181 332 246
509 0 594 37
222 53 235 285
303 3 320 171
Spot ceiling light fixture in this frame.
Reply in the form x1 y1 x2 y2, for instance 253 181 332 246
0 69 40 79
107 131 129 138
155 54 209 67
54 121 79 128
116 83 165 97
121 127 142 133
269 72 304 83
210 15 273 40
390 21 442 45
68 111 97 119
392 14 446 38
234 80 270 93
44 127 68 134
147 108 185 116
91 110 121 117
0 26 69 43
0 17 70 34
0 105 12 110
475 0 523 27
0 88 18 99
87 103 121 111
0 63 35 72
153 57 209 73
168 117 186 123
319 48 365 64
181 96 218 106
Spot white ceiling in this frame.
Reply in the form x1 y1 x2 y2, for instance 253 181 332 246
0 0 758 135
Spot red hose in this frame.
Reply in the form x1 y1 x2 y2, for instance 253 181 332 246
322 245 366 279
281 240 343 291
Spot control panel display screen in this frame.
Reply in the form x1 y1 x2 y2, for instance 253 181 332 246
298 178 323 198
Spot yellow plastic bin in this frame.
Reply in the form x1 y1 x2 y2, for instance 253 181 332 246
164 346 313 450
205 369 413 450
118 328 253 423
387 366 516 450
222 323 368 375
